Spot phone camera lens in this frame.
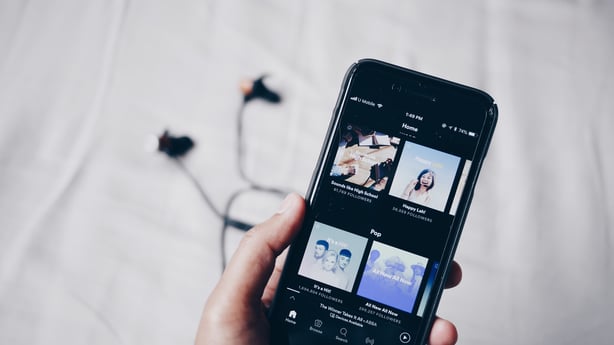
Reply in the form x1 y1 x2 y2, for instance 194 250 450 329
392 83 404 93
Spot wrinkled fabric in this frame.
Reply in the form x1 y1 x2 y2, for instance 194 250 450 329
0 1 612 344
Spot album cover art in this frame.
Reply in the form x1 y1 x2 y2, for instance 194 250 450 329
329 123 399 192
357 241 428 313
298 221 368 292
388 142 461 212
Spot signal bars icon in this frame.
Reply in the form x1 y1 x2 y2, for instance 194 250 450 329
349 96 383 109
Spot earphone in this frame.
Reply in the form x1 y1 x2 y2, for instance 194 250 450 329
153 75 289 271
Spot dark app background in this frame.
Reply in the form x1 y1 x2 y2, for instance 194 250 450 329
270 62 494 345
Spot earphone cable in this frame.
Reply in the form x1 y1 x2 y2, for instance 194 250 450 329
172 157 224 219
162 78 292 274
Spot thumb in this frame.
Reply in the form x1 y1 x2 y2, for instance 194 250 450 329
211 193 305 307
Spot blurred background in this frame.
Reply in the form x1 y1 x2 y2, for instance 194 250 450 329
1 0 613 344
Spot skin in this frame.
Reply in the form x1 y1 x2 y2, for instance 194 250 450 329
338 255 350 270
196 193 462 345
420 172 434 189
322 252 338 271
314 244 326 259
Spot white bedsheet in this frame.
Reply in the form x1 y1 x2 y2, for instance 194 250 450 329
1 1 612 344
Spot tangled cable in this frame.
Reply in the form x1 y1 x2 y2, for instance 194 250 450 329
154 76 291 271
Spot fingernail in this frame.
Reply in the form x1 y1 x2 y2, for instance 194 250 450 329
277 194 294 214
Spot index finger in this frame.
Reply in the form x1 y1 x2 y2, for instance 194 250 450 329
445 260 462 289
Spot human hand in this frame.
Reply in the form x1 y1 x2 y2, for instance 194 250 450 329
195 193 462 345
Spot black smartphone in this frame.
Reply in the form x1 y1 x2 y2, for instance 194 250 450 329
269 59 497 345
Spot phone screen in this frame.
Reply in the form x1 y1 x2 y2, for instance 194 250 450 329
270 60 496 345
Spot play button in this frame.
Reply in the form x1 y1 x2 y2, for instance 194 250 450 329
399 332 411 344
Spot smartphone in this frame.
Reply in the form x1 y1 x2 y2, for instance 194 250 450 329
269 59 497 345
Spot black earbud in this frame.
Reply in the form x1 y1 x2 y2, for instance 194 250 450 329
240 75 281 103
156 130 195 157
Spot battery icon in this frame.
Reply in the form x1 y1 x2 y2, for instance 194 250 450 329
468 131 476 137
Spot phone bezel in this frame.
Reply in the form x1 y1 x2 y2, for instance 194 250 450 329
269 58 498 345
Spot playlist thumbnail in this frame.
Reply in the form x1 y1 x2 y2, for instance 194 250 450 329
298 221 368 292
357 241 428 313
388 142 461 212
329 123 399 192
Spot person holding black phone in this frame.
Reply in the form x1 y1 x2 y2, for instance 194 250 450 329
196 193 462 345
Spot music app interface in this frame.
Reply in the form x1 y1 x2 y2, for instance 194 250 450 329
271 72 488 345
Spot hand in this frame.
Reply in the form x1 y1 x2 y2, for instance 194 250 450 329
196 193 462 345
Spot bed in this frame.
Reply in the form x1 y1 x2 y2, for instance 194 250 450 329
0 1 612 344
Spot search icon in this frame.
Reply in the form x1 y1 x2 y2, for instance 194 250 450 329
339 328 347 337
